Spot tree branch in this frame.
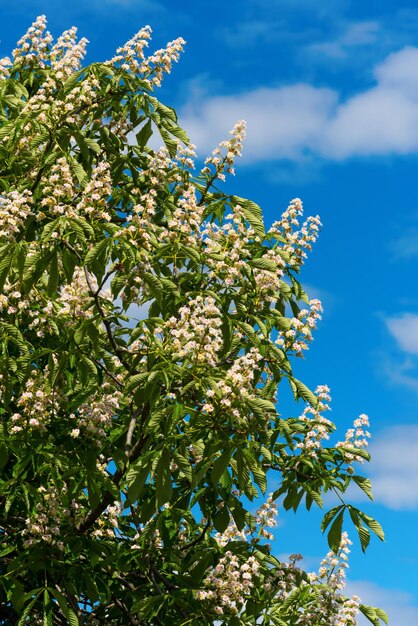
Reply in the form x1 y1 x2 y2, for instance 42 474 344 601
75 403 150 534
113 596 141 626
84 267 133 373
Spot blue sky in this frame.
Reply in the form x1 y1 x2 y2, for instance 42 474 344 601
2 1 418 623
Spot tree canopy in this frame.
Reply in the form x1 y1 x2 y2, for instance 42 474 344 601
0 16 387 625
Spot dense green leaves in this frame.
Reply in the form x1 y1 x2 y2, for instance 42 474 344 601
0 15 387 626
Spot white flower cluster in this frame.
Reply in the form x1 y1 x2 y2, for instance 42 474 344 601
268 197 322 268
109 25 152 72
141 36 186 88
263 553 304 599
12 15 52 67
21 73 99 134
196 551 259 616
40 157 76 216
22 484 69 550
296 385 334 456
57 267 96 319
50 26 88 80
210 348 264 421
0 56 11 80
0 281 56 337
255 493 278 542
167 185 205 241
12 16 87 79
253 248 286 303
336 413 371 464
40 159 111 222
91 500 122 539
305 533 360 626
275 298 323 357
201 120 246 180
165 296 223 367
148 141 193 179
10 369 59 433
109 24 185 88
213 493 279 550
76 162 112 221
0 190 33 239
71 384 122 444
203 205 253 287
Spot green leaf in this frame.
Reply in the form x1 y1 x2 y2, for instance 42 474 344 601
136 119 153 147
43 589 52 626
289 377 318 407
375 608 390 624
250 258 278 272
173 452 192 483
246 397 277 420
17 590 42 626
357 510 385 542
359 604 388 626
143 273 163 305
84 238 111 278
155 123 177 158
357 524 371 552
327 509 344 552
211 448 234 485
125 372 148 395
213 506 230 532
46 254 59 297
352 475 374 500
50 589 79 626
231 196 265 238
132 595 166 619
321 505 344 533
155 449 172 508
84 137 101 154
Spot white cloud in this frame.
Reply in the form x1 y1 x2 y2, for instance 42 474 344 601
180 84 337 162
385 313 418 355
346 580 418 626
389 227 418 260
179 46 418 163
309 21 380 59
382 312 418 392
382 356 418 393
367 424 418 509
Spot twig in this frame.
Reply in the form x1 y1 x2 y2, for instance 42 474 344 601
113 597 141 626
180 520 211 552
83 267 133 372
125 406 140 453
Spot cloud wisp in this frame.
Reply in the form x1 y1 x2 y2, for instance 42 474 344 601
385 313 418 356
179 46 418 164
308 20 380 59
381 312 418 392
366 424 418 510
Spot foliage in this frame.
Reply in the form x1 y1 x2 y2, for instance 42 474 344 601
0 16 387 625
